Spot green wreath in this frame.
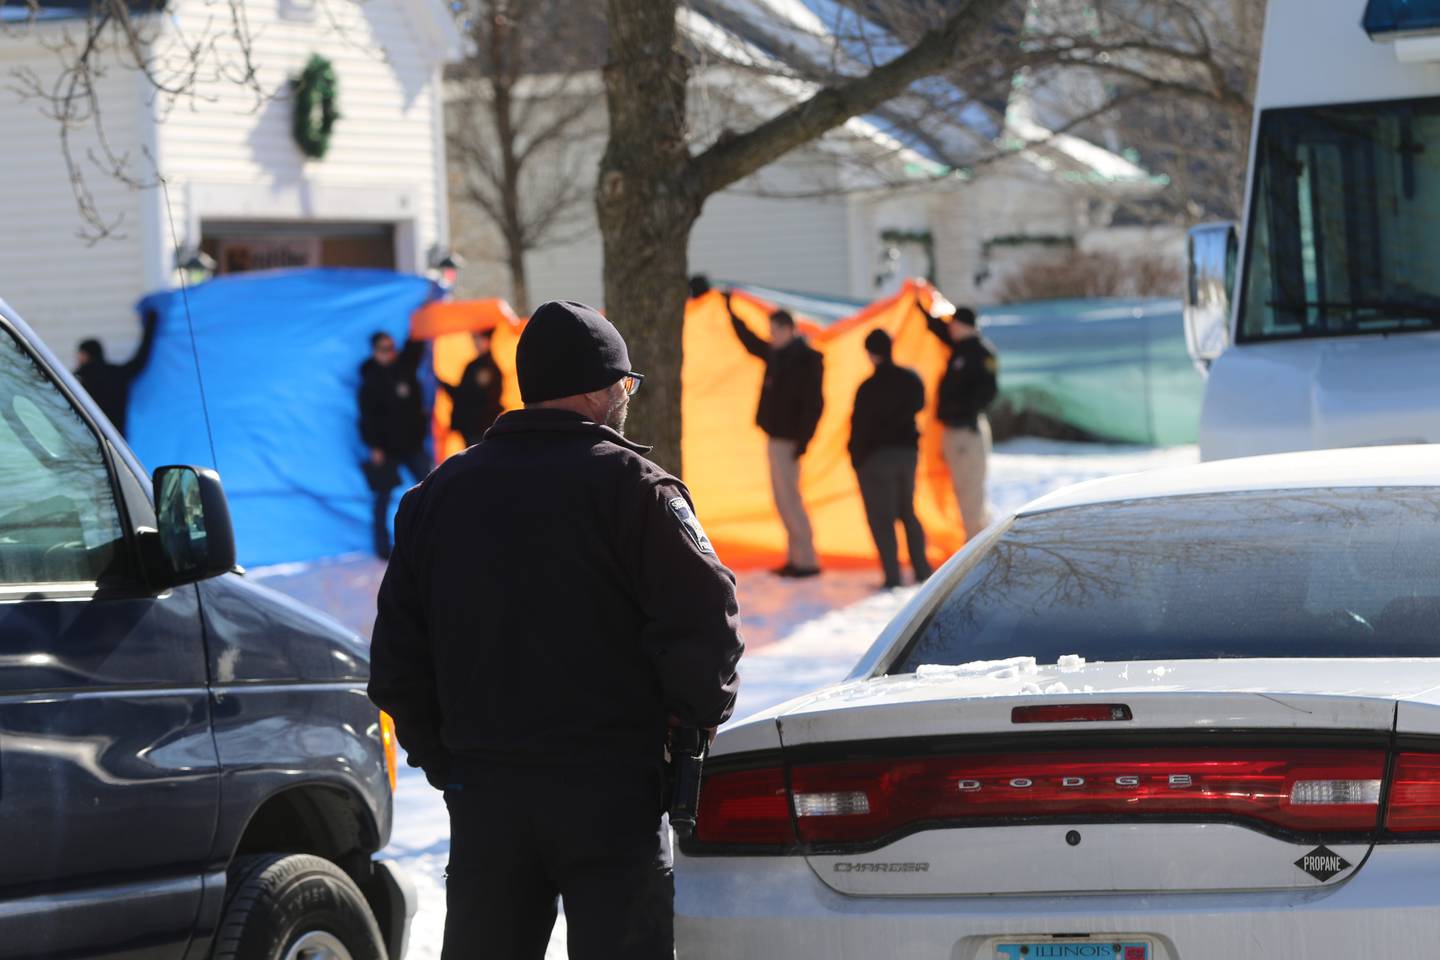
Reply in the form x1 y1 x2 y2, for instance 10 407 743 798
292 55 341 160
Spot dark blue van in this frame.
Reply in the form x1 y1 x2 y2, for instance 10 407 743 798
0 299 412 959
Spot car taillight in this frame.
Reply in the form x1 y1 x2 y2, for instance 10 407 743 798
379 711 398 793
693 766 795 847
1012 704 1132 723
1385 752 1440 832
789 748 1385 844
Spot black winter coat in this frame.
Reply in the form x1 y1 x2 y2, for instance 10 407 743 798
925 311 999 429
731 316 825 449
848 360 925 469
359 341 429 457
74 310 159 437
443 353 503 443
367 409 744 785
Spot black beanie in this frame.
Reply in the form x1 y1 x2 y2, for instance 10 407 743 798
863 329 892 359
517 300 632 404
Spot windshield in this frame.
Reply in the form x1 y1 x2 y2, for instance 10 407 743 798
890 488 1440 673
1239 97 1440 342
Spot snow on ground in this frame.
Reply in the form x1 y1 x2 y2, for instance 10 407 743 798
253 439 1196 959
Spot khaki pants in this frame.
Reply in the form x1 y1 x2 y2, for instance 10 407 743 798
941 417 991 541
767 438 817 569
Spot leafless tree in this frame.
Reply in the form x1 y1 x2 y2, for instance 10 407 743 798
600 0 1028 473
598 0 1264 474
2 0 271 242
446 0 608 313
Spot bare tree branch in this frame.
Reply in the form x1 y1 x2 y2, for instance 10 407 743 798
689 0 1013 198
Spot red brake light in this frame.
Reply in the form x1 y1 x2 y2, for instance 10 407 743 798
789 748 1385 845
1385 752 1440 832
1012 704 1133 723
693 766 795 846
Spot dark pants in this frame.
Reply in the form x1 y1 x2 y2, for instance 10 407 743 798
441 764 673 960
856 446 933 587
364 449 432 558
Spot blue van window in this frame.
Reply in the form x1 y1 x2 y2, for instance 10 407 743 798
0 327 125 584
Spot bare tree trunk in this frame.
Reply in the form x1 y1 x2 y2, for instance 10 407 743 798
488 6 532 315
506 244 531 316
597 0 701 475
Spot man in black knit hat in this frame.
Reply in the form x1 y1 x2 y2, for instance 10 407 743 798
849 329 933 589
368 300 744 959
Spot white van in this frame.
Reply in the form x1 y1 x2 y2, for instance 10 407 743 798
1186 0 1440 461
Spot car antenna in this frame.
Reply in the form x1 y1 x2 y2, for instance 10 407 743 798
159 174 220 472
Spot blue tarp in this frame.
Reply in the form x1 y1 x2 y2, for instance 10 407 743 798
127 269 441 567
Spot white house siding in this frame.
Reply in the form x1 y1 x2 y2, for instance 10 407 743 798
0 34 147 356
154 0 449 278
691 185 851 297
498 177 852 313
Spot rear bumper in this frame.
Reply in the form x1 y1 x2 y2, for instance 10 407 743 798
676 844 1440 959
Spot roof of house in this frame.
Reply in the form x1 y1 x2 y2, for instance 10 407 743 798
686 0 1162 192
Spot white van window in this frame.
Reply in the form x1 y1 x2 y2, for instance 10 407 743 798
0 326 126 584
1240 97 1440 342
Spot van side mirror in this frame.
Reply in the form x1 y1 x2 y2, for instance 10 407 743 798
1184 222 1239 373
150 465 236 587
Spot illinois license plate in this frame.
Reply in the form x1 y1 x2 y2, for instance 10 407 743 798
992 940 1151 960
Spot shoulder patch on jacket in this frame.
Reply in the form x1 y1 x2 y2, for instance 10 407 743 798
668 496 714 554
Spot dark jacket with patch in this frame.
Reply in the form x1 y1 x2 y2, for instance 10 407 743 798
731 316 825 451
443 352 503 443
848 360 926 469
367 408 744 784
358 341 428 457
925 312 999 430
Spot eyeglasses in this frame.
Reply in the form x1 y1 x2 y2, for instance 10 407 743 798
621 372 645 397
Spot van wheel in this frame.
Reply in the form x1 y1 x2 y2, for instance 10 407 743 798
212 854 387 960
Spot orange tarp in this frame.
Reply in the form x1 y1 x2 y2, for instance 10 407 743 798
410 279 968 570
683 280 965 569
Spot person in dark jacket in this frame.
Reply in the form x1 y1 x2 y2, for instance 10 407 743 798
368 300 743 960
920 301 999 540
849 329 934 589
440 328 503 447
358 331 432 559
725 290 824 577
73 309 160 437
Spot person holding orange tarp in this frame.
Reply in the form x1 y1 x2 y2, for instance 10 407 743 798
849 328 933 590
723 289 825 579
439 328 504 448
918 295 999 540
409 298 523 461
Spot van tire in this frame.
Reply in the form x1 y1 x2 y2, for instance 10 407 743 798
212 854 388 960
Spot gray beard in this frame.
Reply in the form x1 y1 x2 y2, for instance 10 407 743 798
603 395 628 435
